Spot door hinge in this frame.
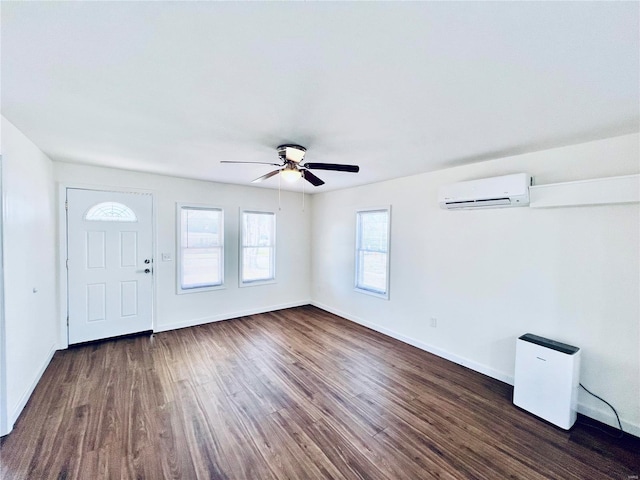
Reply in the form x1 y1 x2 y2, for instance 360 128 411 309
66 315 69 326
65 200 68 211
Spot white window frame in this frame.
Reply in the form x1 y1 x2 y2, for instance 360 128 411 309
176 203 224 294
355 206 391 299
239 209 276 287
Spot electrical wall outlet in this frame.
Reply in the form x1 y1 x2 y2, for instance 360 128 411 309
430 317 437 328
161 253 172 262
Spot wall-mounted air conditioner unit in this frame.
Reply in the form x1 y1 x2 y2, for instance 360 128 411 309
438 173 531 210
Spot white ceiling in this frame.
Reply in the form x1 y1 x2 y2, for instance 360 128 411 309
2 2 638 192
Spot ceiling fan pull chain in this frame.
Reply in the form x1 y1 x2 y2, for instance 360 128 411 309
302 174 305 211
278 172 282 211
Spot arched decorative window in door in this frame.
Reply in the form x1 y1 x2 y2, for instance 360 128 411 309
85 202 137 222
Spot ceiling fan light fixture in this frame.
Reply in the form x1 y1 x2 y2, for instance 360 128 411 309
280 167 302 183
278 144 306 163
286 147 305 163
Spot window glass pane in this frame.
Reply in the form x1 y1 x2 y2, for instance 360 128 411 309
358 251 387 292
85 202 137 222
178 206 223 291
181 247 222 289
182 208 221 248
242 247 274 282
356 208 390 296
243 212 274 246
359 211 388 251
241 211 275 283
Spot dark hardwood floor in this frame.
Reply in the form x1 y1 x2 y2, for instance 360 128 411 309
1 305 638 479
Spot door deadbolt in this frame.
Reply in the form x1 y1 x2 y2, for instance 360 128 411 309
144 259 151 264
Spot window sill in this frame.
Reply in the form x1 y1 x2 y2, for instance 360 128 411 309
177 284 226 295
354 287 389 300
239 279 276 288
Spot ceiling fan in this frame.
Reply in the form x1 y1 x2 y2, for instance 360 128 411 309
221 144 360 186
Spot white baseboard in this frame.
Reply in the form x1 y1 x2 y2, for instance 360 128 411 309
6 342 58 435
154 300 311 333
311 301 639 438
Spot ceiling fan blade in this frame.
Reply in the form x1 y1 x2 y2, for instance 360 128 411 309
302 170 325 186
303 162 359 173
221 161 282 166
252 169 282 183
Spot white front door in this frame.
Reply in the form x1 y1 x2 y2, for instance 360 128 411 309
67 189 153 344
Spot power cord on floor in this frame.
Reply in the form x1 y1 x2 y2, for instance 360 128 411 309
579 383 624 439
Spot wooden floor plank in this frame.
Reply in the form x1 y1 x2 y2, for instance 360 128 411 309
195 382 278 480
1 305 638 479
277 405 392 480
170 380 232 479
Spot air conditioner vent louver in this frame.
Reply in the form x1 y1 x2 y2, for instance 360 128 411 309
445 198 511 209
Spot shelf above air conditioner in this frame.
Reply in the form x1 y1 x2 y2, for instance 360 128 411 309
529 174 639 208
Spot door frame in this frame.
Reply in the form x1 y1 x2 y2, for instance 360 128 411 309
58 183 157 349
0 156 8 435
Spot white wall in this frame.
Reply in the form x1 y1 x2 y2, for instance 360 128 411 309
311 133 640 435
2 127 638 438
1 116 58 435
54 163 311 336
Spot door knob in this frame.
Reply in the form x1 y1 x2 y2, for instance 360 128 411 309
144 268 151 274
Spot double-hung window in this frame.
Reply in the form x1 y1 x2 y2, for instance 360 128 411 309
177 204 224 293
355 207 391 298
240 210 276 285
